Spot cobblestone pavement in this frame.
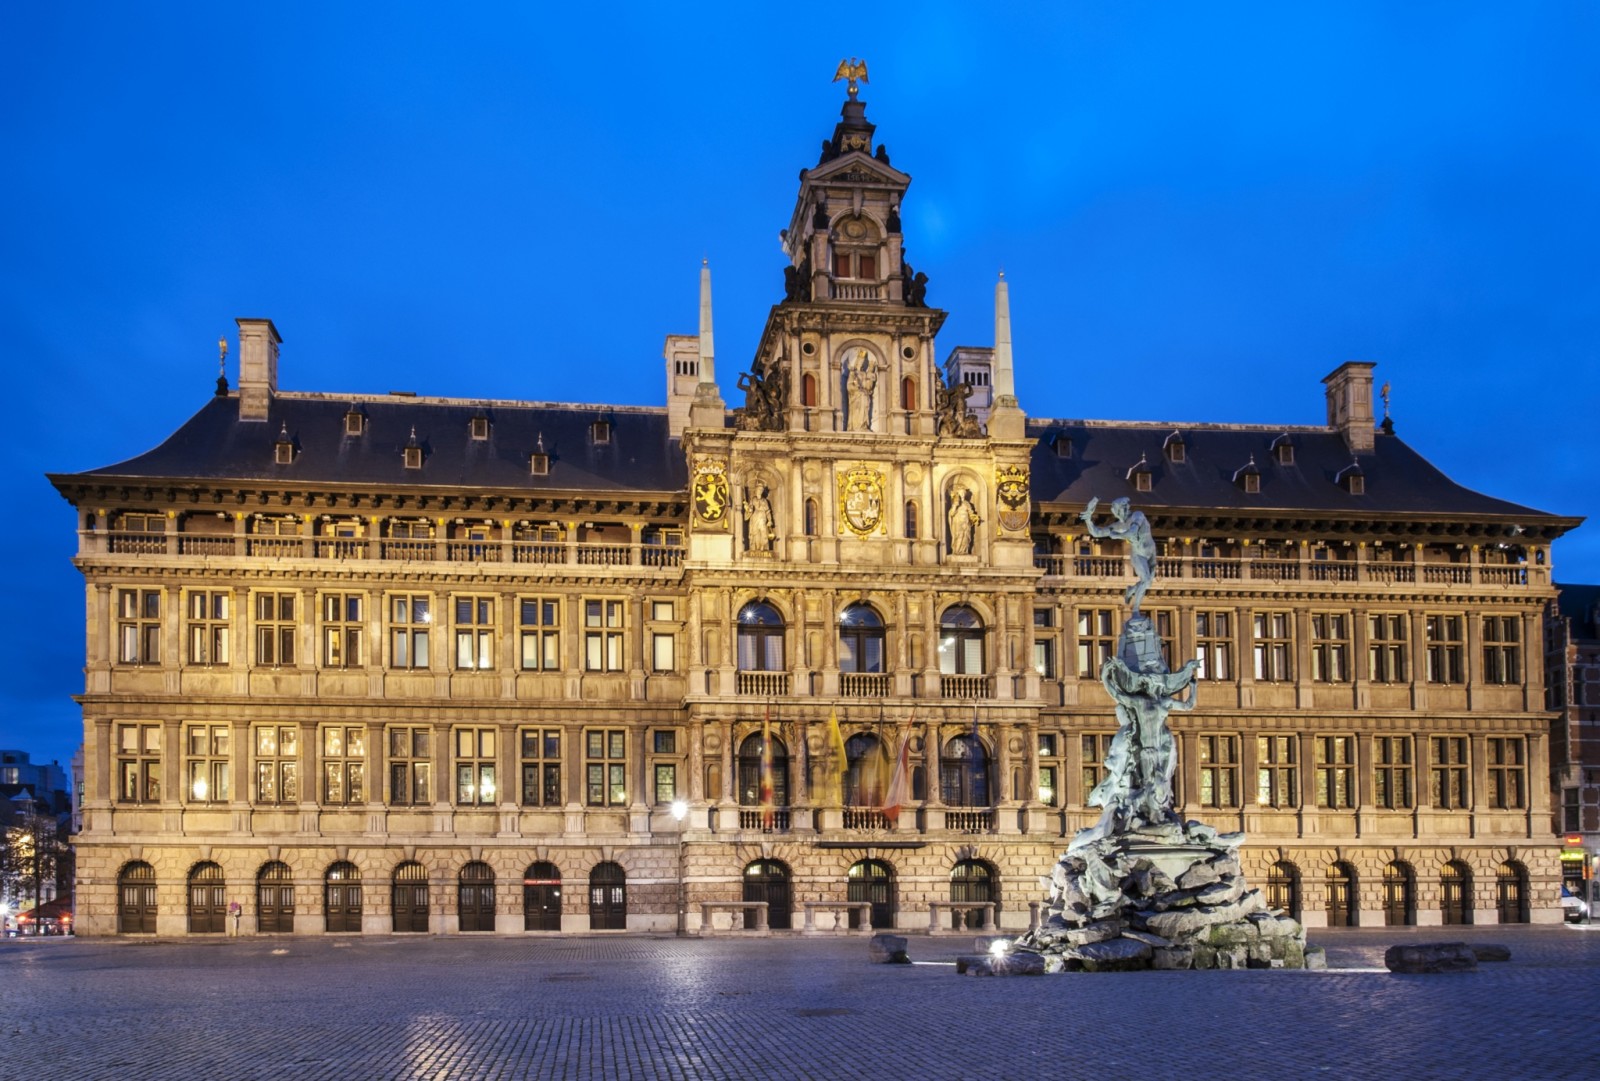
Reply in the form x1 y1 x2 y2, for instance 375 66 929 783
2 925 1596 1080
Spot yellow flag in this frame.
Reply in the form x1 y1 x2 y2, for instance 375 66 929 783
827 708 847 803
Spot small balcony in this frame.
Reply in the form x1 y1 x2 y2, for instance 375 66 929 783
737 671 790 696
840 672 890 698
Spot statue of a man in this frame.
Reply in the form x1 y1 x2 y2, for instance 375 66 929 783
1081 655 1200 839
1080 497 1156 614
948 486 978 555
743 484 775 552
846 349 877 431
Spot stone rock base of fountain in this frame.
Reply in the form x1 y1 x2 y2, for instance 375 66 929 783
1007 821 1314 972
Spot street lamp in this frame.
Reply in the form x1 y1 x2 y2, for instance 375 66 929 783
671 800 688 934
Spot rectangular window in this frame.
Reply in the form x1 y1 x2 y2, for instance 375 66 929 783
1256 735 1297 808
117 588 163 664
185 724 230 803
1367 614 1407 683
1081 733 1113 800
652 601 675 621
585 728 627 806
1310 613 1349 683
653 730 677 754
1198 735 1239 808
519 728 562 806
654 763 678 805
1564 788 1582 832
389 595 432 670
519 597 561 671
1195 611 1233 681
1482 616 1521 685
388 726 432 805
1037 733 1061 807
254 592 297 667
1431 736 1468 809
322 725 366 804
116 723 161 803
1425 615 1465 684
652 633 675 672
1076 609 1115 678
1314 735 1355 809
454 727 497 805
253 725 299 804
584 599 624 672
453 596 495 670
1485 737 1525 809
1032 608 1057 679
185 590 231 666
1373 736 1413 809
1252 612 1292 682
322 593 364 668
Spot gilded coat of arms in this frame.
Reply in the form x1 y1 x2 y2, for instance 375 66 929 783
838 464 886 537
692 458 730 527
995 464 1030 534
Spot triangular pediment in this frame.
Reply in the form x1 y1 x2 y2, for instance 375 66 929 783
805 153 909 188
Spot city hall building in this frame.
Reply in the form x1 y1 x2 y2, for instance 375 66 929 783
51 87 1579 936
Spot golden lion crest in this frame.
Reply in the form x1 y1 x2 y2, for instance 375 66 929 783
692 458 729 526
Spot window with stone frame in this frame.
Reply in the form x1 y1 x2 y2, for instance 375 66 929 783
1252 611 1292 682
117 588 163 665
454 727 497 805
1482 616 1521 685
520 728 562 806
1430 736 1469 809
649 600 676 674
389 594 432 670
453 596 495 671
1314 735 1355 809
1425 615 1465 684
1037 732 1063 806
1563 788 1581 832
1194 610 1233 681
254 725 299 804
185 590 231 667
1256 735 1297 808
1485 737 1525 809
255 592 297 667
584 599 625 672
1198 735 1240 808
654 763 678 805
1032 608 1056 679
1310 613 1350 683
519 597 561 671
1372 736 1413 809
117 723 161 803
1367 614 1407 683
322 592 364 668
1081 733 1114 803
388 726 432 805
1076 608 1115 678
185 724 230 803
322 725 366 804
585 728 628 806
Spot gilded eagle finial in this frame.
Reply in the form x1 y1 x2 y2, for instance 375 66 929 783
833 57 869 98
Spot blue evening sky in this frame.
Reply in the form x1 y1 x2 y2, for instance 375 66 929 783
3 3 1596 770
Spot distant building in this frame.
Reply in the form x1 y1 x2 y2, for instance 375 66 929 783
49 84 1583 936
1545 584 1600 892
0 750 71 815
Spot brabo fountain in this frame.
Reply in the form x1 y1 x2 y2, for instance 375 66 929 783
999 497 1317 972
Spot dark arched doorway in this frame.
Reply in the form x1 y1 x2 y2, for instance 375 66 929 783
392 861 430 933
118 861 157 934
325 861 362 933
458 861 496 932
1383 861 1415 927
256 861 295 933
848 858 894 930
1266 860 1300 921
589 862 627 930
1441 861 1472 926
1496 862 1529 925
524 861 562 931
188 862 226 934
1325 862 1356 927
950 859 995 930
743 859 792 930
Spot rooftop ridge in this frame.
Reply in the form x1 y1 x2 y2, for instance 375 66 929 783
1030 417 1340 434
271 390 669 415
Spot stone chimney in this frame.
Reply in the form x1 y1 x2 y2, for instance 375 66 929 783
236 318 281 422
1322 361 1376 453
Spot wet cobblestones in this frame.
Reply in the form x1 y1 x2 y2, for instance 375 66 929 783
2 925 1595 1080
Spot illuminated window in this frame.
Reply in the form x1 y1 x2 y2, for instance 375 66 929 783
1195 611 1233 680
1198 735 1239 808
389 594 432 670
1256 735 1297 808
453 596 495 670
1314 735 1355 809
1077 608 1115 678
584 599 624 671
454 728 497 806
519 597 561 671
116 724 161 803
322 593 364 668
185 590 231 666
1310 613 1348 683
520 728 561 806
254 725 299 804
185 724 230 804
322 725 366 805
1252 611 1292 681
586 729 627 806
117 588 163 664
388 726 432 805
255 592 297 667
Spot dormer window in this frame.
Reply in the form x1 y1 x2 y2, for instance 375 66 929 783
1271 433 1294 466
403 427 423 470
1127 455 1152 493
344 407 365 437
1052 433 1073 459
470 414 489 441
530 453 549 476
1163 431 1185 464
1233 456 1260 494
274 422 295 465
1336 460 1365 495
590 420 611 444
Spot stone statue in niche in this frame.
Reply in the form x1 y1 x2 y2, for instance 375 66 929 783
846 349 878 432
947 486 978 555
743 483 775 553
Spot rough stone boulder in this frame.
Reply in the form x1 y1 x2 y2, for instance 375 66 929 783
1384 943 1478 973
1070 937 1153 972
868 934 911 964
1471 944 1511 963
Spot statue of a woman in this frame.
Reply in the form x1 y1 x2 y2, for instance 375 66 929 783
948 486 978 555
743 484 774 552
846 349 877 431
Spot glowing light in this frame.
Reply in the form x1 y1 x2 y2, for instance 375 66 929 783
989 939 1010 958
670 799 688 821
193 775 209 800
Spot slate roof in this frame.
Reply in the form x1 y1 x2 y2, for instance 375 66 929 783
1554 583 1600 637
71 393 687 494
1028 419 1556 521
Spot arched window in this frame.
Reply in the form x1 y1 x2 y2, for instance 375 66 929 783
589 862 627 930
188 862 226 934
257 860 294 934
458 861 496 932
848 858 895 930
938 605 985 674
743 859 792 930
839 604 885 674
804 499 819 537
802 372 818 408
1441 861 1472 925
392 861 429 933
904 501 918 539
737 731 790 811
843 732 887 807
940 734 991 807
118 861 157 934
736 601 785 671
325 861 362 933
524 861 562 931
1325 862 1356 927
1383 861 1415 926
1267 860 1300 920
950 859 995 931
1496 861 1528 924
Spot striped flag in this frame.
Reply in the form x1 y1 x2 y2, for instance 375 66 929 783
882 730 911 826
827 707 847 804
760 707 775 829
